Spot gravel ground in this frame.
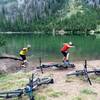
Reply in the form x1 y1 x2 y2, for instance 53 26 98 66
0 59 100 100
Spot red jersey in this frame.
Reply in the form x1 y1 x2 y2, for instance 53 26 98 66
61 44 71 52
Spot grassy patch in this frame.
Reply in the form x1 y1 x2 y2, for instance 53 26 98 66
45 88 54 93
65 75 81 83
72 96 82 100
90 75 100 83
65 76 76 82
35 95 47 100
94 77 100 83
79 74 100 84
80 88 97 95
0 72 33 90
0 73 7 80
48 91 64 98
45 88 64 98
0 71 49 100
65 78 74 82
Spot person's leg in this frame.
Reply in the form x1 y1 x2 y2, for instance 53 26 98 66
61 51 67 62
20 55 26 60
23 55 26 61
66 52 69 61
20 55 26 67
61 51 70 66
65 52 70 64
62 52 70 65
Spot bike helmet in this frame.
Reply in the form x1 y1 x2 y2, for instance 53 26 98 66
69 41 72 45
27 44 31 48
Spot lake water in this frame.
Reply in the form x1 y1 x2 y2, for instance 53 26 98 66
0 33 99 61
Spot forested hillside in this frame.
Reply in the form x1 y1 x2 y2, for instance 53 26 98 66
0 0 99 32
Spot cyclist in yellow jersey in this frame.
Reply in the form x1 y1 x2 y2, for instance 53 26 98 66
19 45 31 66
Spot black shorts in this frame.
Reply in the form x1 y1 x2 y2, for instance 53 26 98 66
61 51 68 57
20 55 26 61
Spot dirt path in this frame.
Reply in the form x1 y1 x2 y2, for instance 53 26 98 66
42 69 100 100
0 59 100 100
35 60 100 100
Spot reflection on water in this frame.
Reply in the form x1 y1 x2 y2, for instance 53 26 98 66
0 33 98 61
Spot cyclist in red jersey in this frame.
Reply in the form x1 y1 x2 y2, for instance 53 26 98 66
61 42 74 64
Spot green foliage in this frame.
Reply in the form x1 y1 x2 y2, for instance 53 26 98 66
0 1 99 34
56 9 97 33
35 94 46 100
80 88 97 95
44 88 64 98
0 35 6 47
48 91 63 97
72 96 82 100
89 75 100 83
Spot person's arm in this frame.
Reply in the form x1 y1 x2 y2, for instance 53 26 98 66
63 43 75 48
67 44 75 48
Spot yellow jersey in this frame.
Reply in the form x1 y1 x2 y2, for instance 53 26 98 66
19 48 28 55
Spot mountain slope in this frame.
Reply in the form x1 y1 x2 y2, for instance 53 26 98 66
0 0 99 22
0 0 65 22
85 0 100 7
0 0 99 32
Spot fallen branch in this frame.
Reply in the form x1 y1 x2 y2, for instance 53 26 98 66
0 56 21 61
